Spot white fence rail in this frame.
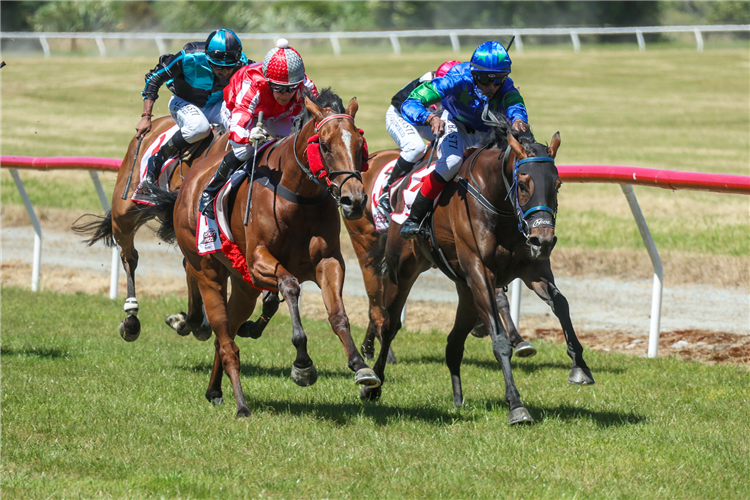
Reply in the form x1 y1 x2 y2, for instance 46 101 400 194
2 25 748 57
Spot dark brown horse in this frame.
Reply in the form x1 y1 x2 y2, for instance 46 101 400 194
73 116 228 341
359 119 594 424
140 89 380 417
344 147 536 363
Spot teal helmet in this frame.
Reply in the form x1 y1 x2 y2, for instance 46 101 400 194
470 41 511 74
205 29 243 67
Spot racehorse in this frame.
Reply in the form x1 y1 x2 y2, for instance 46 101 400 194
73 116 228 342
359 116 594 424
343 147 537 364
138 88 380 417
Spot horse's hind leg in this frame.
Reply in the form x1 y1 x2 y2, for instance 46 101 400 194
495 289 537 358
529 276 594 385
445 285 480 409
236 290 279 339
112 221 141 342
166 258 212 340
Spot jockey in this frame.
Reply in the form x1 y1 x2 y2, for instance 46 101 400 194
399 41 530 239
199 38 318 219
378 60 461 213
137 29 250 188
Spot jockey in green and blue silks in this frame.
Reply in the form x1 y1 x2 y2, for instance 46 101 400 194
398 40 530 239
136 29 251 188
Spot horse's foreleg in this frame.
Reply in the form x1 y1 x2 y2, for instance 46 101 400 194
117 235 141 342
529 278 594 385
495 288 537 358
250 247 316 387
445 284 479 409
236 290 278 339
316 257 380 388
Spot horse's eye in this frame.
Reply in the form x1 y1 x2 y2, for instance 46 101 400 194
518 180 528 192
320 141 329 153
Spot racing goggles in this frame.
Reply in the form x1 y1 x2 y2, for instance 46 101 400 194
472 72 508 87
269 82 300 94
207 50 241 65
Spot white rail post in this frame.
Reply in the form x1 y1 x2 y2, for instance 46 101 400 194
89 171 119 299
155 36 166 54
330 36 341 56
636 30 646 51
513 32 523 53
570 30 581 52
620 184 663 358
95 36 106 57
694 29 704 52
39 35 51 58
389 34 401 55
10 170 42 291
509 278 522 328
449 33 460 53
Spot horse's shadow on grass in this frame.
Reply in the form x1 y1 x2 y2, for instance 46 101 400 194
177 360 354 381
401 353 625 375
0 345 71 359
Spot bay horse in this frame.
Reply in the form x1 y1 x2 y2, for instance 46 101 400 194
73 116 228 341
359 117 594 425
343 147 536 364
139 88 380 417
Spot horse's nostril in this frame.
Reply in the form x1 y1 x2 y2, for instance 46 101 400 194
339 196 352 207
528 236 541 248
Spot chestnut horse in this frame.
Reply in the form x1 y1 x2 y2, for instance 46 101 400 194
343 147 536 364
73 116 228 341
139 89 380 417
359 118 594 424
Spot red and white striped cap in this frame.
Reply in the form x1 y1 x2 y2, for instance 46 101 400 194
262 38 305 86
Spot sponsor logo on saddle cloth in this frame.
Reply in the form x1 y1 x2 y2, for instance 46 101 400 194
373 160 440 232
131 125 182 206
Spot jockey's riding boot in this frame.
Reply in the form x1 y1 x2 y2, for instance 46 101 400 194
399 191 434 239
200 151 243 220
378 157 416 213
141 130 190 188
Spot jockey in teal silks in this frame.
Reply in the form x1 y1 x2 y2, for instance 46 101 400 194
136 29 251 189
399 40 530 239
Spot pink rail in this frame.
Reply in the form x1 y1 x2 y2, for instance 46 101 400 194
0 155 121 172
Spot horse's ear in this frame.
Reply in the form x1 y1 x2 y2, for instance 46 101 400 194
548 132 561 158
305 97 325 123
508 132 527 160
346 97 358 119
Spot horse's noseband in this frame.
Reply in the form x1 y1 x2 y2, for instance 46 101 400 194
511 156 559 238
295 113 367 203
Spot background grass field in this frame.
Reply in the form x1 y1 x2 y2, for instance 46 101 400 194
2 45 749 498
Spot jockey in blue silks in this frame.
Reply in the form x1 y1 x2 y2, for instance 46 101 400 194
399 40 530 239
136 29 250 188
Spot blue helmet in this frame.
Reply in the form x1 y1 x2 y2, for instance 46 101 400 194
470 41 511 74
205 29 243 67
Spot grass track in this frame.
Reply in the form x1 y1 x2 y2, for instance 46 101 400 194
2 287 749 499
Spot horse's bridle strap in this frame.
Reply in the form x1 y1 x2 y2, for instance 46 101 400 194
315 114 353 131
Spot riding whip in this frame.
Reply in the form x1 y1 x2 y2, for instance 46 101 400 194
505 35 515 52
122 136 143 200
244 111 263 225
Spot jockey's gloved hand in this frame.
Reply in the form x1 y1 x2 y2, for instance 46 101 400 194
249 126 269 143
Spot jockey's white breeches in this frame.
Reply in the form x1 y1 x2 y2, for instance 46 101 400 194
168 96 223 144
385 105 434 163
433 109 492 181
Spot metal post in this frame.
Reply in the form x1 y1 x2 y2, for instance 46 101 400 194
513 32 523 53
636 30 646 51
95 36 106 57
389 35 401 55
155 36 166 54
39 36 50 58
694 29 704 52
509 278 522 328
330 36 341 56
449 33 460 53
620 184 663 358
570 31 581 52
89 171 119 299
10 170 42 291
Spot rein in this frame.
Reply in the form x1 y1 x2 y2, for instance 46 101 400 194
292 113 367 204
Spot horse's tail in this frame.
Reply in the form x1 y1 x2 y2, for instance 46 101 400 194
72 210 116 248
132 187 179 244
364 231 390 281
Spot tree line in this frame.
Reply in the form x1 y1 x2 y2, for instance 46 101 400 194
2 1 748 34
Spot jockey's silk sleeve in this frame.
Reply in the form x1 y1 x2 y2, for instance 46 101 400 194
142 52 183 101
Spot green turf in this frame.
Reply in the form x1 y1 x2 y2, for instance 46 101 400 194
1 286 749 499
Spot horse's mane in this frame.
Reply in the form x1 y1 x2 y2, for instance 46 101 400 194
293 87 345 132
484 108 537 155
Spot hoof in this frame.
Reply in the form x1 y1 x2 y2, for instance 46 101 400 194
291 363 318 387
123 297 139 315
119 315 141 342
359 384 382 402
165 312 190 336
354 368 381 388
236 407 251 418
514 342 537 358
470 323 489 338
569 366 595 385
454 396 464 409
237 320 262 339
192 325 212 342
212 397 224 407
508 406 534 425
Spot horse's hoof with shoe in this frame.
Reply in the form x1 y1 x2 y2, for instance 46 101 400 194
192 324 212 341
165 312 191 336
568 366 595 385
119 316 141 342
291 363 318 387
514 341 537 358
508 406 534 425
470 322 489 338
359 384 382 402
236 319 264 339
354 368 381 387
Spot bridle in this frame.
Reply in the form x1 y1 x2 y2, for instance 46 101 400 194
292 113 368 204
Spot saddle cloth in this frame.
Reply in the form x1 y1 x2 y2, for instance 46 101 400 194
131 125 182 205
372 160 439 232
